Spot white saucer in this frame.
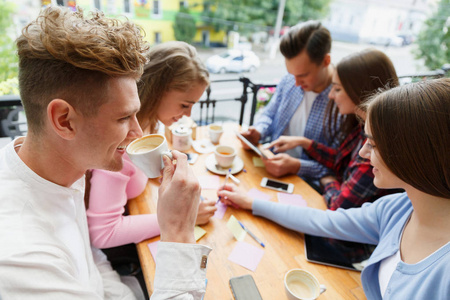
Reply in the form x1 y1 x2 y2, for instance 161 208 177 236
192 138 215 154
205 153 244 175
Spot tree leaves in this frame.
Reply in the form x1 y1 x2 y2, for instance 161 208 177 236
415 0 450 70
202 0 331 34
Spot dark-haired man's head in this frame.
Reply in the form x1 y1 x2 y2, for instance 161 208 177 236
279 21 332 93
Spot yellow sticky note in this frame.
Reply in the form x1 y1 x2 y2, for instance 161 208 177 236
194 226 206 241
252 157 265 167
226 215 246 241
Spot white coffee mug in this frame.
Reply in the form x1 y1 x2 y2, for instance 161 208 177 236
214 145 236 168
208 124 223 144
126 134 173 178
284 269 326 300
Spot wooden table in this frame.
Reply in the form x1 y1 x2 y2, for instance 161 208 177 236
128 123 366 299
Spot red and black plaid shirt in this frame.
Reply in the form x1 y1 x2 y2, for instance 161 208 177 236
305 124 391 210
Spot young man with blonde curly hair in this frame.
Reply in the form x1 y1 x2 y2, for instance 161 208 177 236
0 7 210 299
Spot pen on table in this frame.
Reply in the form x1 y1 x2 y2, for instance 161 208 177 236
217 168 231 204
228 172 240 184
238 221 265 248
215 164 240 184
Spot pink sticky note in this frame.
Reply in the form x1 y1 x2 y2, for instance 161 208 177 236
228 241 265 272
213 201 228 219
247 188 272 201
147 241 159 261
277 193 307 207
198 175 221 190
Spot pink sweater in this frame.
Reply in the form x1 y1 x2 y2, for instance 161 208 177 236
87 154 160 248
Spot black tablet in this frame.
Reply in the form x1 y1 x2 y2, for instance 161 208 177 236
304 234 375 271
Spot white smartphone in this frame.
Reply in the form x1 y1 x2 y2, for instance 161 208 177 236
260 177 294 193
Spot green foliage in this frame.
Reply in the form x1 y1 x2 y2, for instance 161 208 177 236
0 77 19 96
285 0 330 25
0 1 18 82
202 0 330 34
173 7 197 44
415 0 450 70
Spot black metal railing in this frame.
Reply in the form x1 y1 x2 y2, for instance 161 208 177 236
2 65 449 138
197 78 245 126
198 64 449 127
196 77 277 126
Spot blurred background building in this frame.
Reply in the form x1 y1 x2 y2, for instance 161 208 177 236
1 0 448 133
323 0 434 45
8 0 438 47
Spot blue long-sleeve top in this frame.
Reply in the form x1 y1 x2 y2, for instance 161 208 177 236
252 193 450 300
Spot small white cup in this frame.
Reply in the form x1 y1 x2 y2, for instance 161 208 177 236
214 145 236 168
126 134 173 178
208 124 223 144
284 269 326 300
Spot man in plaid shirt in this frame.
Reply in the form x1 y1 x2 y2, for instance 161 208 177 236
240 21 339 184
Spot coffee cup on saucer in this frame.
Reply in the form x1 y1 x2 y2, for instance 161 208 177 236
214 145 236 168
126 134 172 178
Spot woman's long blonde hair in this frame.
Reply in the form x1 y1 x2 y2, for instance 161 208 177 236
137 41 209 133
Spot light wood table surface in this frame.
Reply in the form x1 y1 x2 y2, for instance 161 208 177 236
128 123 366 300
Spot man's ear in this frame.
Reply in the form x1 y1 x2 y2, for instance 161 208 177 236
322 53 331 67
47 99 78 140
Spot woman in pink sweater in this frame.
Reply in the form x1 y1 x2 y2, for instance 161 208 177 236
86 41 216 249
